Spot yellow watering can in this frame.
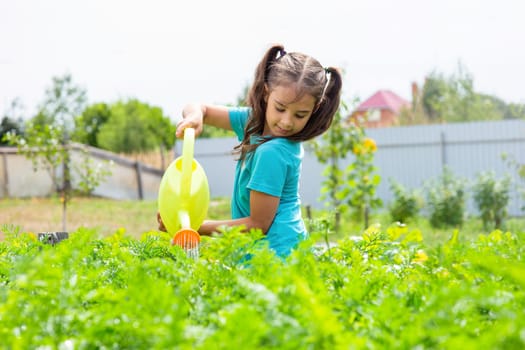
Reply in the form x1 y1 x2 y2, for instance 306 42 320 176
158 128 209 251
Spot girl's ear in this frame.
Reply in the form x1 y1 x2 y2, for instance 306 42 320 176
264 84 269 103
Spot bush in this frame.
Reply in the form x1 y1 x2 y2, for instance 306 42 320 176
388 179 423 223
472 171 511 230
425 167 467 228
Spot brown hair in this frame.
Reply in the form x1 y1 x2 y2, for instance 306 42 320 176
234 44 342 160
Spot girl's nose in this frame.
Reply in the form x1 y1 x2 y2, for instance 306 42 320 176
282 113 293 127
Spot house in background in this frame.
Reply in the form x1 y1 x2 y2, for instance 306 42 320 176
348 89 411 128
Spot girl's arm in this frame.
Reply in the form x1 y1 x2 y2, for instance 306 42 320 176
176 104 232 138
198 190 279 236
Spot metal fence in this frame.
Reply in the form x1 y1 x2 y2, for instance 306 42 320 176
189 119 525 217
1 119 524 217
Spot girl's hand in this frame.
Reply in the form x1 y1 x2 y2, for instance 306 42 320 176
176 104 205 138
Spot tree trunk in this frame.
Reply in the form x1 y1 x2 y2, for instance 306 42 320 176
61 140 71 232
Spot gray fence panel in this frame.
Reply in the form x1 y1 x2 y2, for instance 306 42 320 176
0 144 163 201
370 120 524 216
190 120 524 217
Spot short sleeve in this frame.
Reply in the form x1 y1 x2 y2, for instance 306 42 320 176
228 107 251 141
247 142 287 197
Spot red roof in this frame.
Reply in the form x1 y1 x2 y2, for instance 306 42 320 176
355 90 410 113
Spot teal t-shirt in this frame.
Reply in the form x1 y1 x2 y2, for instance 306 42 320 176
229 107 307 257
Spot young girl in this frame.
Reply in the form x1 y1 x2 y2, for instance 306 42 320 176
158 44 342 257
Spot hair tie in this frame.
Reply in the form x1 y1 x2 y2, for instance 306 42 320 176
278 49 287 59
324 67 330 74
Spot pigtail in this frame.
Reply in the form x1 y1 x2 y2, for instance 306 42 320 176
247 44 284 124
236 44 286 160
319 67 343 124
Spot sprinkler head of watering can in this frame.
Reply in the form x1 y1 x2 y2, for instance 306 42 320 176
171 228 200 248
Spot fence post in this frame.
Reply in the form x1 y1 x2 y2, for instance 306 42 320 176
440 131 447 171
2 152 9 198
135 161 144 200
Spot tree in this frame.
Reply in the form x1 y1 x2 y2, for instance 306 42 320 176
400 63 506 125
97 99 176 168
37 73 87 130
505 103 525 120
310 98 382 231
309 101 356 231
1 98 25 145
481 95 525 120
421 70 450 123
145 104 177 169
4 74 108 232
72 102 111 148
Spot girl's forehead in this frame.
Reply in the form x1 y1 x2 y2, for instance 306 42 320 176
270 84 316 107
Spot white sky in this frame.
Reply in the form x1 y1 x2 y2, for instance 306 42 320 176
1 0 524 121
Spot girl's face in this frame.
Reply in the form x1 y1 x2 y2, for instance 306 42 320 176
263 84 316 137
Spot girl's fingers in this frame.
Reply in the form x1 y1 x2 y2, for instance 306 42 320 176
156 212 167 232
176 119 203 138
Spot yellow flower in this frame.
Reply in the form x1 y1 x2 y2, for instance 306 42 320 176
412 249 428 264
363 138 377 152
352 138 377 155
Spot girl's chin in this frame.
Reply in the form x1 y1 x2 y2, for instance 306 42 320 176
273 127 292 137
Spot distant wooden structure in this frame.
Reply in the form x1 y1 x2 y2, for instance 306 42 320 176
0 143 163 200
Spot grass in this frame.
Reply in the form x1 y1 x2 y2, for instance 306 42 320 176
2 196 524 246
0 196 231 240
304 206 525 247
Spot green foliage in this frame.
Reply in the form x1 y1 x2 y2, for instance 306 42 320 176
472 171 511 230
423 64 503 122
36 73 87 131
72 145 113 195
402 62 509 125
481 94 525 120
97 99 175 153
424 64 503 123
7 73 88 190
310 99 382 230
505 102 525 120
2 74 111 231
345 136 382 228
0 117 24 145
425 167 467 228
72 102 111 147
503 153 525 212
5 122 66 191
388 179 423 223
1 98 25 145
1 224 524 348
309 101 356 223
421 70 449 123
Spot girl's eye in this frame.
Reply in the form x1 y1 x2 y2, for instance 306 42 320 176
275 107 285 112
295 114 307 119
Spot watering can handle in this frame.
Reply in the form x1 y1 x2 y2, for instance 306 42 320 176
180 128 195 215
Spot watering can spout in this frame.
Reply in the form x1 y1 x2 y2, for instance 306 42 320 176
157 128 210 251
